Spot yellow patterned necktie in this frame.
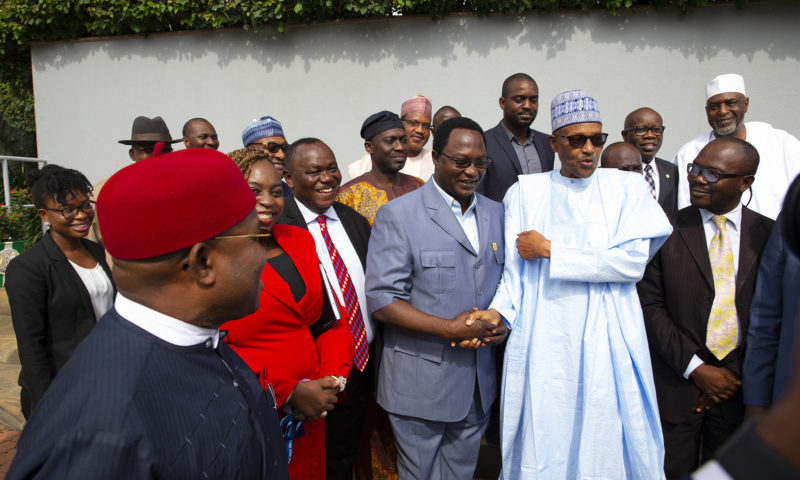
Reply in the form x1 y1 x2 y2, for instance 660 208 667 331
706 215 738 360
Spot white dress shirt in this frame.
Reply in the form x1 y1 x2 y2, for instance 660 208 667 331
295 200 375 344
684 203 743 378
115 292 220 348
432 178 479 252
69 260 114 322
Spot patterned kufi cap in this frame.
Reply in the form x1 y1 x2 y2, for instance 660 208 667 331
550 90 601 132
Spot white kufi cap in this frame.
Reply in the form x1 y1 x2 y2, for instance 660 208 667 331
706 73 746 100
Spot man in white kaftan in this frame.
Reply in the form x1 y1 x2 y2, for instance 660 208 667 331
473 90 671 480
673 74 800 220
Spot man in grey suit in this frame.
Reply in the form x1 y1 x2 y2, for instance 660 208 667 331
477 73 555 202
366 117 508 480
623 107 679 213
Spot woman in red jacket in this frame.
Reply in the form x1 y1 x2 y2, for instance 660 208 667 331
222 148 354 479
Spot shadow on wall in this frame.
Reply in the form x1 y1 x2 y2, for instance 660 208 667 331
32 1 800 73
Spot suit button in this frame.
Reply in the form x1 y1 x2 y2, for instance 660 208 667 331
477 289 483 296
475 261 482 269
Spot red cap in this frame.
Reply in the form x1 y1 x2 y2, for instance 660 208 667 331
97 149 255 260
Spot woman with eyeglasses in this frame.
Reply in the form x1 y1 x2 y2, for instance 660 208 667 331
241 115 292 197
221 149 353 480
6 165 114 419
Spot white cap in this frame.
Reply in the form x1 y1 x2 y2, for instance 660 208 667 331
706 73 747 100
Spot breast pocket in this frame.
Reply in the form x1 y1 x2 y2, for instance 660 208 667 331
420 250 456 294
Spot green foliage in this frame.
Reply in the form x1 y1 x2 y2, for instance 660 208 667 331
0 0 749 157
0 188 43 247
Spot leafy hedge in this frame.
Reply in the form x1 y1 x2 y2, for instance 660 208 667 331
0 0 747 158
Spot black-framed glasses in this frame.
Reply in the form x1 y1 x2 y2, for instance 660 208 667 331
558 133 608 149
215 232 273 247
439 151 492 169
252 141 289 154
401 119 432 131
44 200 95 220
622 126 665 136
686 163 754 184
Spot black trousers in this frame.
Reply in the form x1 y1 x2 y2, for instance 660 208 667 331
325 352 373 480
662 398 743 480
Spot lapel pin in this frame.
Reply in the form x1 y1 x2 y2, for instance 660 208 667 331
492 242 497 251
666 174 671 179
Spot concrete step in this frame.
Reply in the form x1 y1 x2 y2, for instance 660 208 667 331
0 289 23 431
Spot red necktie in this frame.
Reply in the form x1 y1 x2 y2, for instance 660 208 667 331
317 216 368 371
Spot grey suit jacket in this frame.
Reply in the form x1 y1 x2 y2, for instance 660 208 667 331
365 180 505 422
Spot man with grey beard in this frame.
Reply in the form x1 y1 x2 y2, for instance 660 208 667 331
672 73 800 219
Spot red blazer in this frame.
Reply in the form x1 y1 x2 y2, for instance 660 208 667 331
222 224 354 407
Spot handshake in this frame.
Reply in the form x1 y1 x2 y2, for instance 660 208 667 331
449 308 509 349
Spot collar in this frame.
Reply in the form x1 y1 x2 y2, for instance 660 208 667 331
296 200 339 225
115 292 220 348
500 121 534 144
699 202 743 232
432 177 477 215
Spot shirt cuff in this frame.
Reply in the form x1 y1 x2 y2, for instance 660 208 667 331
684 355 704 379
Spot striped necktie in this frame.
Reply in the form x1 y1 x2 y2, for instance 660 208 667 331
706 215 738 360
317 215 368 371
644 163 657 199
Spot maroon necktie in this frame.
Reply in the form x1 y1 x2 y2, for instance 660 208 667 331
317 216 368 371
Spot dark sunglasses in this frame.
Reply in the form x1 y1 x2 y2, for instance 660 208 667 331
558 133 608 149
439 151 492 169
252 141 289 154
686 163 754 184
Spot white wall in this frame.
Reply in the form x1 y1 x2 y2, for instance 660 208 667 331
31 0 800 184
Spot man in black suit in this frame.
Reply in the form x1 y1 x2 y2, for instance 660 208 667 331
278 138 372 480
477 73 554 202
623 107 679 213
637 137 774 479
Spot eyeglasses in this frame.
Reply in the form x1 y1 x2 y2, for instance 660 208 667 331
686 163 754 184
558 133 608 149
622 126 665 136
438 151 492 169
251 141 289 154
215 232 273 246
44 200 95 220
401 119 432 131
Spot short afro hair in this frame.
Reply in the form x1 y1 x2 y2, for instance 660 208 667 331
432 117 486 154
27 164 92 209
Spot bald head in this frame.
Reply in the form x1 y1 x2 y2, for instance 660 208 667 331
622 108 664 163
432 106 461 135
600 142 643 174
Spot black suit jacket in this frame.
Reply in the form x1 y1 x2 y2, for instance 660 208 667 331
5 232 114 417
478 121 555 202
278 197 370 268
637 206 773 424
653 156 679 214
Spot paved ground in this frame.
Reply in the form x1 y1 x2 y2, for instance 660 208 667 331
0 288 21 478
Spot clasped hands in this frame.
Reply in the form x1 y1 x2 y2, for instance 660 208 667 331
448 308 508 349
689 364 742 412
287 375 344 421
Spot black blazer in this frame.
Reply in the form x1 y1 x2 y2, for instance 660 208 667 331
6 232 114 417
478 121 555 202
637 206 773 424
654 156 679 215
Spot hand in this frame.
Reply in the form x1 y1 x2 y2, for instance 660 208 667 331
452 309 507 348
446 309 499 347
689 364 741 406
744 405 768 422
694 393 718 413
287 376 339 421
516 230 551 260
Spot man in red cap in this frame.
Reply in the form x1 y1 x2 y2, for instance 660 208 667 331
7 149 289 480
